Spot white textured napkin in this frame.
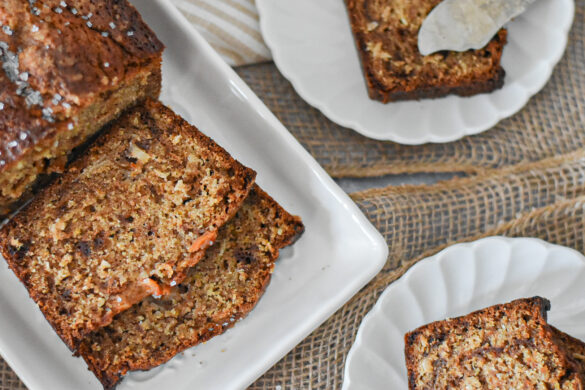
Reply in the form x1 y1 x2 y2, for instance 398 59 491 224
170 0 271 66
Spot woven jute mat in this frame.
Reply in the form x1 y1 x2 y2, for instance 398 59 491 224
235 1 584 178
4 151 585 389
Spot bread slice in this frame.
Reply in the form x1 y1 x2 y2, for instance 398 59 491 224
405 297 585 389
0 100 256 350
344 0 507 102
0 0 163 215
551 326 585 372
77 185 304 389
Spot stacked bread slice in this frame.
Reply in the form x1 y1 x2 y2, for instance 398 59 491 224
78 184 304 388
0 1 304 389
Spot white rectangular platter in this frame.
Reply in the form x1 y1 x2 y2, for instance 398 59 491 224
0 1 388 389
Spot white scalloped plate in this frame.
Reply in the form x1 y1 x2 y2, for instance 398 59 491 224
256 0 574 143
343 237 585 389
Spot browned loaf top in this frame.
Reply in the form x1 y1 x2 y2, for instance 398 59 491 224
405 297 585 389
0 100 256 350
344 0 507 102
0 0 163 213
77 185 304 389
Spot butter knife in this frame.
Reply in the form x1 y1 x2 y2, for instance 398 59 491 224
418 0 537 55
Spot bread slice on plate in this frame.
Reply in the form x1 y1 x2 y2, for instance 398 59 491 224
344 0 507 103
0 99 256 350
77 185 304 389
405 297 585 389
551 326 585 372
0 0 164 215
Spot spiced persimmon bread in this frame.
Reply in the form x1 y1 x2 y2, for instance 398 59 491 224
0 100 256 350
344 0 507 102
405 297 585 389
78 185 304 389
0 0 163 215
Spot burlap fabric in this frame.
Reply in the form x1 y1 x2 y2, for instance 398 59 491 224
2 2 585 390
235 1 584 178
248 150 585 389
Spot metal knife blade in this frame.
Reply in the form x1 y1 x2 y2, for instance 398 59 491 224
418 0 536 55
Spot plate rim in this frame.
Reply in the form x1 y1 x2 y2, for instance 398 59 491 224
256 0 575 144
0 1 388 389
342 236 585 389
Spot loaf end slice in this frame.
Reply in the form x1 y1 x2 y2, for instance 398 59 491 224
0 100 256 350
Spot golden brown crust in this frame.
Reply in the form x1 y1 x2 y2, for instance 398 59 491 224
344 0 507 103
0 0 164 210
0 100 256 351
404 297 585 389
77 185 304 389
